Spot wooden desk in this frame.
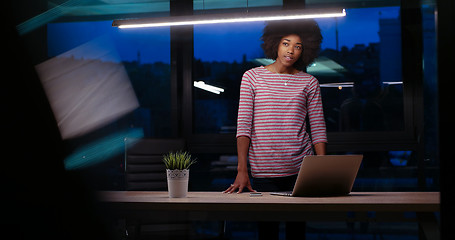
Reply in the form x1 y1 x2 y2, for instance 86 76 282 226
97 191 440 239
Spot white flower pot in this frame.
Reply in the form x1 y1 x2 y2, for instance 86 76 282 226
166 169 189 198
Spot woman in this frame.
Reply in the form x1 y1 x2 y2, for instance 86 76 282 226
223 19 327 240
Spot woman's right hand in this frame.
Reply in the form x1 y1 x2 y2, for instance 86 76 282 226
223 170 256 194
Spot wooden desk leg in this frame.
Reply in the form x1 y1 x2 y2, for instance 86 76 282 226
417 212 440 240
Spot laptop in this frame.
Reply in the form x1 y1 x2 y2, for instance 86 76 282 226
270 155 363 197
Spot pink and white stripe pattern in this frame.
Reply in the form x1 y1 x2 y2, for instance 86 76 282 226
236 66 327 178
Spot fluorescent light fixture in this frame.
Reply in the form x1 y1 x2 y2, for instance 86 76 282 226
320 82 354 89
113 8 345 29
320 81 403 90
194 81 224 94
383 81 403 85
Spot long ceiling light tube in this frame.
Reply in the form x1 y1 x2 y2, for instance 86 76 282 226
113 8 345 29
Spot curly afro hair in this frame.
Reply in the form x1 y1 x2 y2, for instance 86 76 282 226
261 19 323 70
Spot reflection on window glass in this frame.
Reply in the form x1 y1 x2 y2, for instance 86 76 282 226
315 7 403 132
47 21 171 138
193 22 264 134
193 6 404 134
191 150 439 192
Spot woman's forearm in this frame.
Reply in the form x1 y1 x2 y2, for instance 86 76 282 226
314 142 327 155
237 136 250 172
223 136 255 193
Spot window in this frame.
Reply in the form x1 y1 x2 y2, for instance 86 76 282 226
45 21 171 188
47 21 172 138
193 22 264 134
189 5 439 192
315 7 403 132
192 6 405 135
33 1 436 191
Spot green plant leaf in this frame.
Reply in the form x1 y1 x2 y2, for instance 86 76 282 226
163 150 197 170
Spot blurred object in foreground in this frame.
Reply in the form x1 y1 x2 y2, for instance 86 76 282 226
35 36 139 139
64 128 143 170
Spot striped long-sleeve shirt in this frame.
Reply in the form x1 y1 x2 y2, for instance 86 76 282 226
236 66 327 178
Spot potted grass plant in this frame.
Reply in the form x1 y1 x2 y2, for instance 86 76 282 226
163 151 196 198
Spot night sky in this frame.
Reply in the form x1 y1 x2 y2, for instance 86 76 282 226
47 6 399 64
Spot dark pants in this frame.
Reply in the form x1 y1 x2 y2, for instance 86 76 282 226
252 176 306 240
